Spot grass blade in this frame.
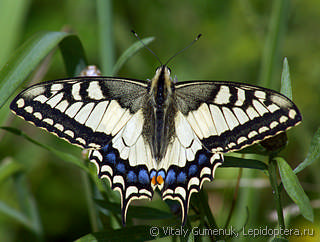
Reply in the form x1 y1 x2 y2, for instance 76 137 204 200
0 158 23 183
259 0 289 89
276 157 314 222
0 31 79 109
112 37 155 75
1 127 88 172
0 0 30 67
97 0 114 75
280 57 292 99
294 127 320 174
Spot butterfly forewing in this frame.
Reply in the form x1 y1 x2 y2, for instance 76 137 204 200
175 81 301 154
10 77 149 149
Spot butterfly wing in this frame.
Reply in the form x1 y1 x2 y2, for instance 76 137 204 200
10 77 149 149
158 80 301 224
175 81 301 153
158 110 224 224
10 77 156 223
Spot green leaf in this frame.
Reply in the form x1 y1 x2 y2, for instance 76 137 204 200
59 35 87 76
0 201 32 230
112 37 155 75
276 157 314 222
270 237 289 242
14 174 43 238
97 0 114 75
0 175 43 238
95 199 172 220
0 0 30 67
0 158 23 183
76 225 168 242
259 0 289 89
222 156 268 170
280 57 292 99
294 127 320 174
0 31 86 109
0 127 88 172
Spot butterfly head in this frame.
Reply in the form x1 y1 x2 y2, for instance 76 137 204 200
150 65 173 106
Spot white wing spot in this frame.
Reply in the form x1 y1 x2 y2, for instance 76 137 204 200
46 93 64 108
187 177 200 190
228 142 236 149
33 95 48 103
75 103 95 124
237 136 247 144
25 86 45 98
85 101 109 130
246 106 260 119
24 106 33 113
101 165 113 176
270 121 279 129
267 104 280 113
215 85 231 105
209 105 229 135
65 130 74 138
17 98 25 108
55 100 69 112
235 88 245 106
87 81 105 100
254 90 266 99
51 83 63 92
279 116 288 123
76 137 86 145
289 109 297 119
65 102 83 118
248 130 258 139
253 100 269 116
258 126 269 133
233 107 249 124
54 123 64 131
43 118 54 125
72 83 82 100
33 112 42 120
222 107 239 130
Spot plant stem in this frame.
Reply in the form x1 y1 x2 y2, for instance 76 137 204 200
97 0 114 75
268 159 285 229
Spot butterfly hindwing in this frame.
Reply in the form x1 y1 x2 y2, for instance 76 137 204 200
175 81 301 153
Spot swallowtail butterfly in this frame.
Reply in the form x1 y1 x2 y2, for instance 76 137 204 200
10 61 301 225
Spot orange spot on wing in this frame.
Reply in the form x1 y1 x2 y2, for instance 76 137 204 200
157 175 164 185
151 176 157 185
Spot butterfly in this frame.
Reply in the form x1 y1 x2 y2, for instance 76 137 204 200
10 62 301 225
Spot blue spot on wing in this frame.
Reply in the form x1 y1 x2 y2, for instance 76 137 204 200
165 170 176 185
188 165 198 176
138 170 150 184
117 163 125 173
177 172 187 183
198 153 208 165
127 171 137 183
157 170 166 180
105 152 116 164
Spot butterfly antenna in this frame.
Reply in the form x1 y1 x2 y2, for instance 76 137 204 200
164 33 202 66
131 30 163 65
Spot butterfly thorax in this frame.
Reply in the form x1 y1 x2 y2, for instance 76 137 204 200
148 66 176 162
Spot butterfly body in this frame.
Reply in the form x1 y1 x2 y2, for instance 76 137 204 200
10 65 301 225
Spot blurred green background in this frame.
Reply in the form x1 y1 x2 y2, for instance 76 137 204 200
0 0 319 241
